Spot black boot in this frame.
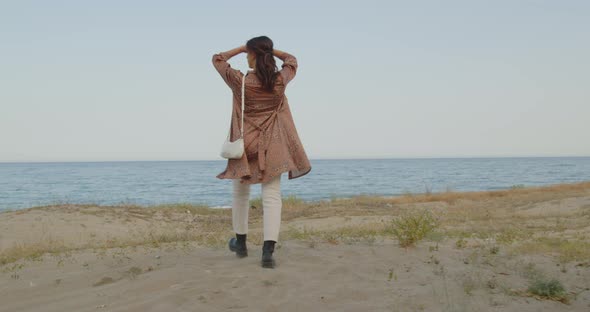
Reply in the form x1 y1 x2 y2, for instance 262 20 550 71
228 233 248 258
261 240 276 268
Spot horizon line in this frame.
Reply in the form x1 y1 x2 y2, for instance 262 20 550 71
1 155 590 164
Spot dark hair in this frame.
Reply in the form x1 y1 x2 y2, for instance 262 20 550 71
246 36 279 92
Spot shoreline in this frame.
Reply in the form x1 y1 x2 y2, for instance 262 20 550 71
3 180 590 213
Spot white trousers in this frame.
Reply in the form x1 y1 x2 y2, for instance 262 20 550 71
232 174 282 242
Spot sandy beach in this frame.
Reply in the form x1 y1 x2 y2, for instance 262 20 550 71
1 182 590 311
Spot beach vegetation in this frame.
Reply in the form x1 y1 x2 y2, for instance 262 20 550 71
391 208 439 247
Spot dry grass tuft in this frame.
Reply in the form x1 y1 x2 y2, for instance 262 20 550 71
0 238 68 266
515 237 590 263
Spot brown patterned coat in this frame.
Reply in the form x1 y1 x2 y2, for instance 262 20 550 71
212 51 312 184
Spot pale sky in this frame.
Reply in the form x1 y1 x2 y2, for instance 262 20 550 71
1 1 589 162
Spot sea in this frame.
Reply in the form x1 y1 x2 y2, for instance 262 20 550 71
1 157 589 211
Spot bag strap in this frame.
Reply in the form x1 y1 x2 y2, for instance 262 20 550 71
239 71 248 137
226 71 248 140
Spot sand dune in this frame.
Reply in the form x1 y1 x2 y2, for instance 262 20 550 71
1 182 590 311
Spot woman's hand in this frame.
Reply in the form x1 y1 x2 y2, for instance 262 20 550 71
272 48 289 60
220 45 247 59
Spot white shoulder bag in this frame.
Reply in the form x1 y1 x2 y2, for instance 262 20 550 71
220 71 248 159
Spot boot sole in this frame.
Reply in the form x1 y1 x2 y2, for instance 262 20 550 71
260 258 276 268
261 258 275 268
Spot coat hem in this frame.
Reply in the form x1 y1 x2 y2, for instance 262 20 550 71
288 166 311 180
216 165 311 185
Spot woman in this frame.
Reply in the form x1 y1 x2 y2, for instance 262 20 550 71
212 36 312 268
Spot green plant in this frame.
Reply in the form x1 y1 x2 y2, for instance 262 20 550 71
528 278 567 302
510 184 525 189
391 209 439 247
455 237 468 249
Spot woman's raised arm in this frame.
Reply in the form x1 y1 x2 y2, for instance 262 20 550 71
273 49 298 85
221 45 247 59
212 45 247 90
